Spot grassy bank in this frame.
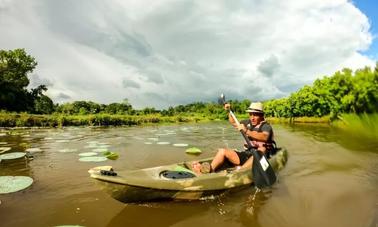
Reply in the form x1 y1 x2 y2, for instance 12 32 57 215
266 116 331 123
331 113 378 140
1 111 377 138
0 112 225 128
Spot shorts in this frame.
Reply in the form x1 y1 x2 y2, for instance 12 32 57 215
235 149 253 165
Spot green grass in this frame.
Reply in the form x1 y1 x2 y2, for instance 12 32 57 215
266 116 330 123
0 112 222 127
331 113 378 140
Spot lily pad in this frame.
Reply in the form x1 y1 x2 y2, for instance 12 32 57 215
0 176 33 194
84 145 97 149
0 152 26 160
185 147 202 154
56 140 70 143
59 149 78 153
78 152 97 157
25 148 42 153
87 141 99 144
78 156 107 162
92 148 108 153
173 143 189 147
0 147 11 154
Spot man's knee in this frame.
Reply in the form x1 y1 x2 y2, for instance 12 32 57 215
217 148 226 156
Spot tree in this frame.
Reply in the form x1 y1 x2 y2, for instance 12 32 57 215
0 49 37 111
0 49 55 113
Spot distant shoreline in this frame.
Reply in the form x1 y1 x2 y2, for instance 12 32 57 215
0 112 334 128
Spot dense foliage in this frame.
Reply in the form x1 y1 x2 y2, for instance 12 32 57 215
263 65 378 119
0 49 54 113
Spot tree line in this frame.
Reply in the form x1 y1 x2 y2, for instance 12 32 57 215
1 48 377 119
263 65 378 119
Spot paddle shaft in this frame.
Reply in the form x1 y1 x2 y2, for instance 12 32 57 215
228 110 254 149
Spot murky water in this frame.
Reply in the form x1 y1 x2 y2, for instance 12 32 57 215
0 122 377 227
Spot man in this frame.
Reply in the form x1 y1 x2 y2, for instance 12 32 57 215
209 101 274 172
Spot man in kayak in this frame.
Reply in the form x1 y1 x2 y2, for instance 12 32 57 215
193 102 275 174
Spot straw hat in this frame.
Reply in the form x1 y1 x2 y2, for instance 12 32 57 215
246 102 264 114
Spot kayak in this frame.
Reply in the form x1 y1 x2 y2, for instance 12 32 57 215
88 148 288 203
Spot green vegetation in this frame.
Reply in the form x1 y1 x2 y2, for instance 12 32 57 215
0 49 54 113
331 113 378 140
1 48 377 129
0 111 220 127
263 65 378 119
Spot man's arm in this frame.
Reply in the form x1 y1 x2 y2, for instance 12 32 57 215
245 130 269 142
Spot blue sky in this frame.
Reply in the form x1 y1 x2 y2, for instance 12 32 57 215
353 0 378 59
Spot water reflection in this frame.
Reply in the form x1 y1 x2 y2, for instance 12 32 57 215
278 123 378 153
107 202 210 227
0 156 33 176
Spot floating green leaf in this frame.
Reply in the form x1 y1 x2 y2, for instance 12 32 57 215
102 151 119 160
0 152 26 160
173 143 189 147
0 176 33 194
92 148 108 153
78 152 97 157
185 147 202 154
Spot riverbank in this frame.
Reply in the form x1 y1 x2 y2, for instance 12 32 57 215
1 112 376 141
266 116 331 123
0 112 224 128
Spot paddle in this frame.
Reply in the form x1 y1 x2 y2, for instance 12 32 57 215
218 94 276 188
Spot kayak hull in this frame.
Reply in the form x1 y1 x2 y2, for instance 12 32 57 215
89 148 288 203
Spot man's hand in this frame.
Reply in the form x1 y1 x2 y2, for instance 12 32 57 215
224 103 231 110
237 124 246 132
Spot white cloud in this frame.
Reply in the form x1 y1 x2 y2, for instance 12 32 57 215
0 0 375 109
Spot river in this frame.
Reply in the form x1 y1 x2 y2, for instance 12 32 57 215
0 122 377 227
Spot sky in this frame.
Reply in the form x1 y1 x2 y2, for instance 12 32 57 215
0 0 377 109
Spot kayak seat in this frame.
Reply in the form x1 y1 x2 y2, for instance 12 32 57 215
160 170 196 179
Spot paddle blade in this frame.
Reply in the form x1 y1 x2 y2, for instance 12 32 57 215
252 152 277 188
218 94 226 105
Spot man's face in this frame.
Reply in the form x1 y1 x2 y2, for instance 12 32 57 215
249 112 263 126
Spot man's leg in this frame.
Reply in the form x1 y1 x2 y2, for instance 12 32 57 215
211 148 240 171
241 156 253 169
